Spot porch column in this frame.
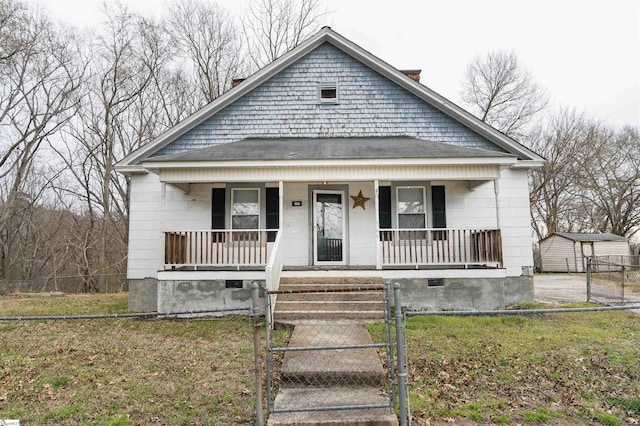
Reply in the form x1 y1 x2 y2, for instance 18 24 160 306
374 179 381 269
278 181 284 235
160 182 166 267
494 179 501 229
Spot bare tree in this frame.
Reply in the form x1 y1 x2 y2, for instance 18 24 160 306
574 126 640 238
168 0 245 103
242 0 326 70
528 109 596 240
0 1 85 279
462 50 548 139
51 3 160 290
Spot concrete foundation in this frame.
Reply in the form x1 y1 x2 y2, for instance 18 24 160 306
128 278 158 312
390 275 533 311
128 275 533 313
157 279 265 314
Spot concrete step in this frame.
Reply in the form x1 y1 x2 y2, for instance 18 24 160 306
267 387 398 426
277 291 382 301
277 283 385 293
274 310 385 321
280 276 384 285
276 300 384 312
280 322 388 387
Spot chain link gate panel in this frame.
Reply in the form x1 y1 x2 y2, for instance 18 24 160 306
588 256 640 305
264 282 405 421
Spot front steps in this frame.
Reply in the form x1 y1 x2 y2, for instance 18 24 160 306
266 321 398 426
273 276 386 322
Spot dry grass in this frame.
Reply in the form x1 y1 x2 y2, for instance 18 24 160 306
403 308 640 425
4 294 640 425
0 293 255 425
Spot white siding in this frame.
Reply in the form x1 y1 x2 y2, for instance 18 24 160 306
347 182 376 265
443 180 498 229
593 241 630 258
127 171 534 276
127 173 163 279
282 182 309 266
496 168 534 276
540 238 630 273
280 181 377 266
540 236 578 272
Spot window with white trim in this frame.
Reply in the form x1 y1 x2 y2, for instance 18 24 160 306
231 188 260 229
397 186 426 229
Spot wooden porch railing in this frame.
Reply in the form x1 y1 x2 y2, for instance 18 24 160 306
378 228 503 267
164 229 277 267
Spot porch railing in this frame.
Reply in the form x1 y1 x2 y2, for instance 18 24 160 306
378 228 502 267
164 229 278 267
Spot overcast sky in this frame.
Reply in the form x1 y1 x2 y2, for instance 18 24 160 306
37 0 640 128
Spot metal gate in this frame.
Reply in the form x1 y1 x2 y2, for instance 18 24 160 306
264 283 408 423
587 256 640 305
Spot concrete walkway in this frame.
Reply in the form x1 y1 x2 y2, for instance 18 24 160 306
267 321 398 426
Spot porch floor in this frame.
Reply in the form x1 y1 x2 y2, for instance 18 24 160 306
163 264 500 272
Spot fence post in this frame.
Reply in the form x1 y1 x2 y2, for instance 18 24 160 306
621 265 625 305
586 256 591 302
394 283 407 426
251 282 264 426
385 283 396 408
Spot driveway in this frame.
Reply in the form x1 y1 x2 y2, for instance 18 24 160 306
533 274 587 304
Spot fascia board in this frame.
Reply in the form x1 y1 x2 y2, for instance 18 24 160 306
114 164 148 175
510 160 545 169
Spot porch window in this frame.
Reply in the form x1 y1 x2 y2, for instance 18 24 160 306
231 188 260 229
397 187 426 228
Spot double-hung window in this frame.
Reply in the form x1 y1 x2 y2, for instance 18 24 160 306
397 187 426 229
231 188 260 230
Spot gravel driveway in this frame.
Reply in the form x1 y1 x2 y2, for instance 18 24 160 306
534 274 587 304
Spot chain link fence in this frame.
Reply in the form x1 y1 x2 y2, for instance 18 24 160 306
0 303 261 425
587 256 640 305
0 274 127 294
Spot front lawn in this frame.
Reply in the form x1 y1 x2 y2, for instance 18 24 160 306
398 308 640 425
0 294 254 425
1 294 639 425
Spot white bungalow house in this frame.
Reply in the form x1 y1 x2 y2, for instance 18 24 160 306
116 27 544 314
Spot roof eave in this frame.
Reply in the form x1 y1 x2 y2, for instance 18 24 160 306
142 156 518 171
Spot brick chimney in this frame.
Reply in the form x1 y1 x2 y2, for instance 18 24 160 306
400 69 421 83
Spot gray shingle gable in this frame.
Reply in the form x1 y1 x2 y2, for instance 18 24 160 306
154 43 506 157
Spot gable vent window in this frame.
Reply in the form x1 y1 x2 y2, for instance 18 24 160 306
319 81 338 103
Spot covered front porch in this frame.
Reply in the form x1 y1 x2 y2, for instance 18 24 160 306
140 137 520 313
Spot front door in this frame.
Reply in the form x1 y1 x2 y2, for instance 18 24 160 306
313 190 346 264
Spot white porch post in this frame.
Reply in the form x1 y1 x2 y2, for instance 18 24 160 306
278 180 284 234
374 179 381 270
494 178 501 229
160 182 166 267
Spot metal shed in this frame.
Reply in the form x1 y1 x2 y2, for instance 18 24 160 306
539 232 630 273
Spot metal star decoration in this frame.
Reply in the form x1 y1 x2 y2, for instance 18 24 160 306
350 190 370 210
